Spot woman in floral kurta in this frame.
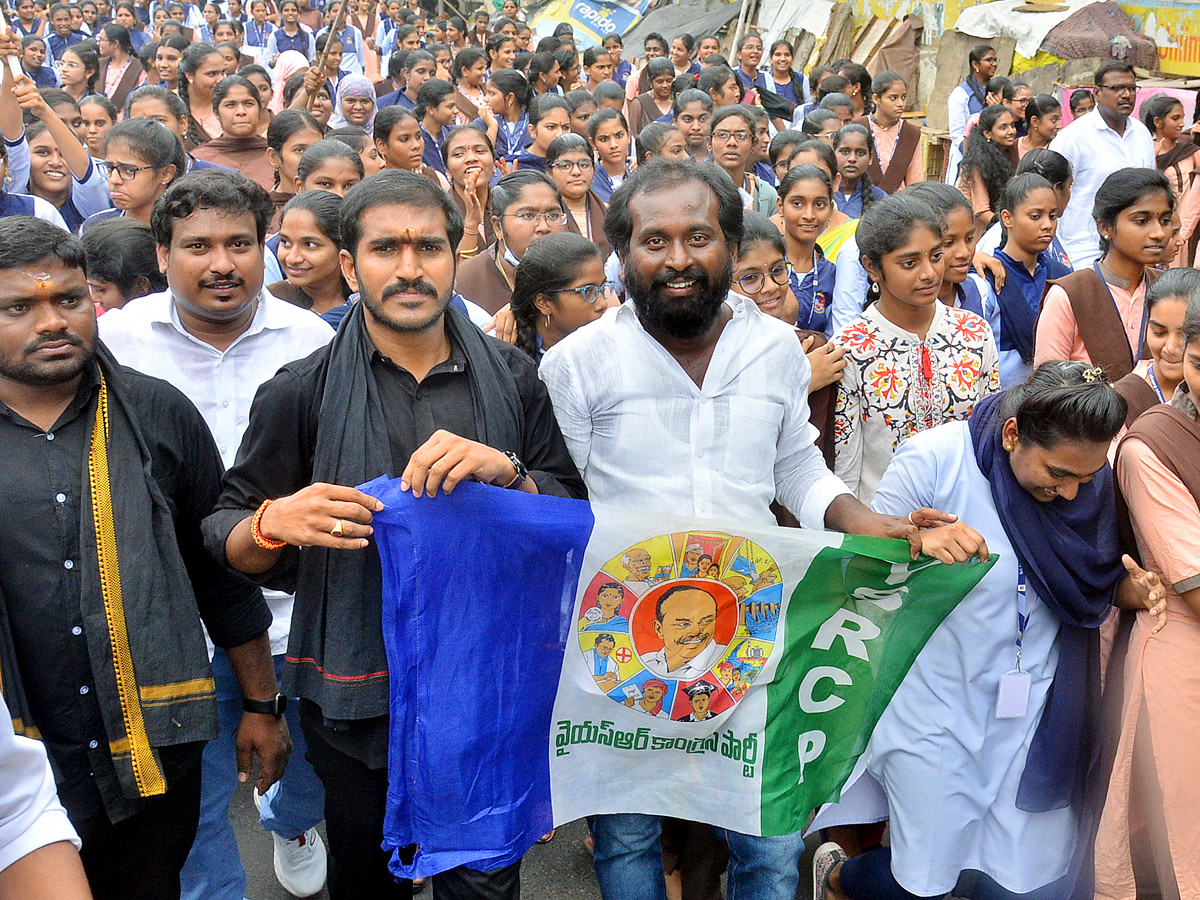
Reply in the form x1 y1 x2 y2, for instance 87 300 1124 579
832 202 1000 504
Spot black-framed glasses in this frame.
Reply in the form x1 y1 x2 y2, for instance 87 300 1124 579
1099 83 1137 95
556 282 611 303
735 263 789 294
549 158 595 172
712 129 752 143
504 210 568 225
99 161 157 181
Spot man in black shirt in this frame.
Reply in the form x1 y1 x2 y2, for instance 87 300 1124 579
0 218 290 900
204 170 586 900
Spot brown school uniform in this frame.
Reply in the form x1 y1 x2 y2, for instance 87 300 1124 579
454 242 513 315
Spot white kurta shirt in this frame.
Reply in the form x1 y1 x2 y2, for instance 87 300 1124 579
98 289 335 655
1050 109 1154 268
814 421 1076 895
0 696 79 873
538 293 850 527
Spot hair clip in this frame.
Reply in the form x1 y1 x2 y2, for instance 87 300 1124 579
1081 365 1105 383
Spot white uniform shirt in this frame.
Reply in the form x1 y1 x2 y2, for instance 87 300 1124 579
1050 109 1155 268
539 293 850 527
814 421 1074 895
98 289 334 655
0 696 79 873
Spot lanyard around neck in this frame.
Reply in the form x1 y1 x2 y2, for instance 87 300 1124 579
1016 564 1028 672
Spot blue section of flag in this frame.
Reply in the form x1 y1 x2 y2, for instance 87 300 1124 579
360 477 596 879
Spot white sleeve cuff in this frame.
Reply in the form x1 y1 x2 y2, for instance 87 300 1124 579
798 473 853 532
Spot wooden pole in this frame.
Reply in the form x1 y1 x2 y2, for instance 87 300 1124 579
308 0 350 110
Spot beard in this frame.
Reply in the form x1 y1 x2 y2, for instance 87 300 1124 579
359 276 454 334
0 333 93 386
625 257 732 340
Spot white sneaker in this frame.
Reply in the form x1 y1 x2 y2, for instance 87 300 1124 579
272 827 328 898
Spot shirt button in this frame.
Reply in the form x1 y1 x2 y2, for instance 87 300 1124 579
79 684 89 695
222 399 230 408
71 626 82 636
88 740 98 749
63 559 74 570
55 492 67 503
46 432 55 441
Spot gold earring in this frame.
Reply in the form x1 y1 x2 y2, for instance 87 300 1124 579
544 314 551 328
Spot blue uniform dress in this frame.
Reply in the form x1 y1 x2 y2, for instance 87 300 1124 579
787 245 836 333
833 181 888 217
984 248 1072 388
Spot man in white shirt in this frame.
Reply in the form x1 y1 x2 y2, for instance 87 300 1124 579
98 170 334 900
1050 60 1155 268
540 159 944 900
0 696 91 900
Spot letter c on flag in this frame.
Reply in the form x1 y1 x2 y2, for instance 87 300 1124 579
798 665 852 714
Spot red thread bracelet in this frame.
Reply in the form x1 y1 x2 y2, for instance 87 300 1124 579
250 499 286 551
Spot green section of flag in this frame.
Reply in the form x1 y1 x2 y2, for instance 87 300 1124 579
758 538 994 836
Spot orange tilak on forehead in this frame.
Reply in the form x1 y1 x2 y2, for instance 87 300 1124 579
27 272 55 295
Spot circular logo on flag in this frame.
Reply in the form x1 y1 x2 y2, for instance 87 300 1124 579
574 531 783 723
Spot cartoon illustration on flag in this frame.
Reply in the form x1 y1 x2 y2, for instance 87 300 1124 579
362 477 994 880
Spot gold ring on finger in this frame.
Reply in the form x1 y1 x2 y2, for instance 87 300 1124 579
330 519 344 536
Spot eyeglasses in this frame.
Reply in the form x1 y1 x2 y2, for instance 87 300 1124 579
1100 83 1137 95
504 210 568 225
556 282 611 303
99 161 157 181
712 129 752 143
549 158 595 173
735 263 790 294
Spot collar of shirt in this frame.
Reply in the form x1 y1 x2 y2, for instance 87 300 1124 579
362 313 469 377
147 287 291 351
0 358 98 427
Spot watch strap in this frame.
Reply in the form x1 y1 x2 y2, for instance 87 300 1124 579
242 693 287 717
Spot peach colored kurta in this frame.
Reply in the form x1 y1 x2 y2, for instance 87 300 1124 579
1033 278 1146 368
870 118 923 190
1096 395 1200 900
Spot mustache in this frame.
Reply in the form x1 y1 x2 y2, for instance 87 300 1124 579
650 267 708 289
382 278 439 300
24 332 84 354
199 275 245 289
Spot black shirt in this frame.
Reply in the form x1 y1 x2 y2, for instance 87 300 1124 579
206 322 586 766
0 362 269 822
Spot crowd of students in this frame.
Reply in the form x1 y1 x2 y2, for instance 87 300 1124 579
0 6 1196 900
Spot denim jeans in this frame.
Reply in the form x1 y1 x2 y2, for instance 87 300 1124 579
592 814 805 900
179 650 326 900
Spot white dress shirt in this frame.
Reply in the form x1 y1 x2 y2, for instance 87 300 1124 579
539 293 850 528
1050 109 1155 268
98 288 334 655
0 696 79 874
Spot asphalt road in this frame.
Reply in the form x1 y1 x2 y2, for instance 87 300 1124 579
234 779 818 900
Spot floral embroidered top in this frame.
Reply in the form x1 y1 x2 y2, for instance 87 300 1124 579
832 300 1000 503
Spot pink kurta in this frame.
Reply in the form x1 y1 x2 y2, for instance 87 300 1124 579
1096 414 1200 900
1034 278 1146 367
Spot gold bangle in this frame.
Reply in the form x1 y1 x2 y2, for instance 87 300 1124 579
458 246 480 258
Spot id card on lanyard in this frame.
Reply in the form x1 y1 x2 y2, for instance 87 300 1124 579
996 564 1032 718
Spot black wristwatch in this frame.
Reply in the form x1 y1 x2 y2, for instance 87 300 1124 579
242 693 287 717
501 451 528 490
